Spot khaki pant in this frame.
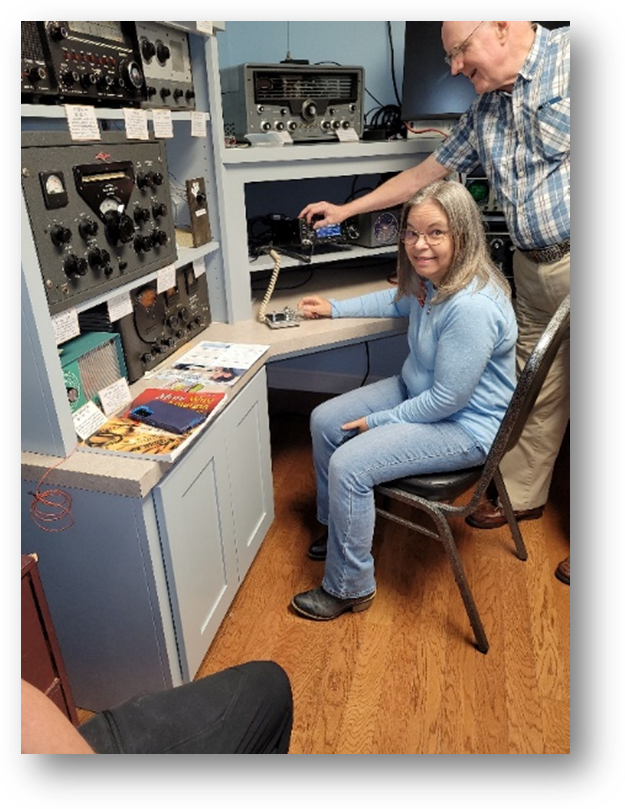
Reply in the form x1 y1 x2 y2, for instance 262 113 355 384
499 249 570 510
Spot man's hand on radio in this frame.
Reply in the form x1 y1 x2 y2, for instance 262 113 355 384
298 296 332 319
298 202 346 229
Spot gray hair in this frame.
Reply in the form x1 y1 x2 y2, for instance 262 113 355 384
395 179 511 304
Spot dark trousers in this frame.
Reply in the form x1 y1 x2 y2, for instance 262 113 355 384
78 661 293 754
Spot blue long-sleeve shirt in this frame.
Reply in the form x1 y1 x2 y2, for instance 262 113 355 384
330 280 517 452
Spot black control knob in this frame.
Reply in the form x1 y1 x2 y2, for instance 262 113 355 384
64 254 88 278
185 89 195 102
80 72 97 89
160 87 172 99
287 121 297 132
152 172 163 186
119 60 144 93
195 192 206 205
261 121 271 131
134 206 151 225
342 120 351 129
134 234 154 253
151 229 168 247
97 74 115 91
146 85 157 97
137 171 154 190
60 70 78 88
151 203 167 219
141 352 153 365
165 315 179 329
156 43 171 63
161 337 175 348
178 307 189 322
87 247 111 271
78 218 98 239
276 121 285 131
47 22 69 41
141 38 156 61
50 224 72 247
173 88 184 101
104 211 135 245
151 342 166 355
321 120 332 130
28 66 47 83
301 99 318 122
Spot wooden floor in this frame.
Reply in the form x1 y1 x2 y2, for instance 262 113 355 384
196 391 570 754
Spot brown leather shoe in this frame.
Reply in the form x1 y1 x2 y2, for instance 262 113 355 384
466 501 544 529
555 556 570 585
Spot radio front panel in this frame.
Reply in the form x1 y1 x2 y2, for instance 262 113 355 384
135 22 196 110
22 132 178 315
221 63 365 143
34 21 146 106
21 22 58 100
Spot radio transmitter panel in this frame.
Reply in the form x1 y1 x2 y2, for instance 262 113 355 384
21 22 58 100
220 63 365 143
135 22 196 110
22 21 146 106
21 131 178 315
79 263 211 383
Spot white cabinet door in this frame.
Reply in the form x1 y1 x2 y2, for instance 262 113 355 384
152 422 238 681
225 367 274 579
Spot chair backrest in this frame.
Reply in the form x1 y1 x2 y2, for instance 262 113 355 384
482 294 570 476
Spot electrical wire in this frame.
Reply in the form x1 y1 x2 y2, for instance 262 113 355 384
257 249 282 324
29 451 76 532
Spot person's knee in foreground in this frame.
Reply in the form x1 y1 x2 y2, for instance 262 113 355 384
22 660 293 754
291 179 517 621
299 22 570 585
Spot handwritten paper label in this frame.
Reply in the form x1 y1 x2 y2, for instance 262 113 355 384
337 127 360 143
152 109 174 139
107 291 133 322
157 263 177 293
73 401 109 440
123 107 149 140
52 308 80 344
98 377 132 417
65 105 100 141
191 112 208 137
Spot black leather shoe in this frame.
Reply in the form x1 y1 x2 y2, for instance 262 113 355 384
307 532 328 561
291 586 375 621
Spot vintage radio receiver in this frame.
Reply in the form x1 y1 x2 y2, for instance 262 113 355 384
21 131 177 315
220 63 365 143
79 263 211 383
21 22 58 101
31 21 146 106
135 22 196 110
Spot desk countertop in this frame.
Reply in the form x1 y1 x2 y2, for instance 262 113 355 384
22 264 407 497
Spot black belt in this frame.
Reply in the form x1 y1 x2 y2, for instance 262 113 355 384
521 239 570 264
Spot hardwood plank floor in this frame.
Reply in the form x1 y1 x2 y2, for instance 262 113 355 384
196 391 570 754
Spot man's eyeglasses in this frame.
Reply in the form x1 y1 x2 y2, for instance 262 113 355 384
444 21 485 66
399 228 449 246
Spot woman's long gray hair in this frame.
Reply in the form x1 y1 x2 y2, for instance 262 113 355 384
395 179 511 304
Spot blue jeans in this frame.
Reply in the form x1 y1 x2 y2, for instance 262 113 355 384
311 377 486 599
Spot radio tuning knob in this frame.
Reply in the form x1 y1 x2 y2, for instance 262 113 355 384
104 211 134 245
151 229 168 247
160 87 171 99
156 43 171 63
78 218 98 239
50 224 72 247
28 66 47 83
152 203 167 219
185 89 195 101
47 22 69 41
141 38 156 61
134 206 151 224
134 234 154 253
64 254 88 278
173 89 184 101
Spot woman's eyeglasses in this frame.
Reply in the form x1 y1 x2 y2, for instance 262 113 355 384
399 228 449 246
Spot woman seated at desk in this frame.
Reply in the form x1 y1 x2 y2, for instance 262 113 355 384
290 179 517 621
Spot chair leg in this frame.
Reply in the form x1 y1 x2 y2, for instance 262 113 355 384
430 509 489 654
492 468 528 561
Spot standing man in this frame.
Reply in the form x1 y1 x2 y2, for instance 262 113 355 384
299 22 570 584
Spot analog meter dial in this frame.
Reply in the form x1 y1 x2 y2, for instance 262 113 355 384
374 211 399 244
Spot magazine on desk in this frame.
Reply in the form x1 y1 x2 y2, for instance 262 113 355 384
170 341 270 386
77 388 227 462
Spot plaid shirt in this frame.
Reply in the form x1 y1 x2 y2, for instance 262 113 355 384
434 25 570 251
